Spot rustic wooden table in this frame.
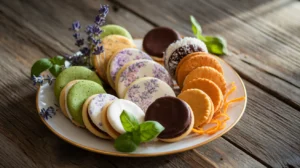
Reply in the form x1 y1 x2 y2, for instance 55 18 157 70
1 0 300 167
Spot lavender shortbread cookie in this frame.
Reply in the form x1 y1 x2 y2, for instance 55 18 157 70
88 93 118 132
164 37 208 78
107 48 152 89
116 60 173 98
124 77 175 112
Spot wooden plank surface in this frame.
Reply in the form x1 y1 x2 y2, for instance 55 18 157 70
113 0 300 110
0 0 265 167
0 0 299 167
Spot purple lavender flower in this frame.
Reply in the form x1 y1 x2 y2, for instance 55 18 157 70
85 24 94 35
32 75 55 86
71 21 81 31
80 47 90 56
99 5 109 16
93 45 103 55
40 106 56 120
75 38 84 47
95 15 106 25
92 25 103 35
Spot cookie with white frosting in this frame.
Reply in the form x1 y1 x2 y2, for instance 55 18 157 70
124 77 175 112
107 48 152 89
115 60 173 98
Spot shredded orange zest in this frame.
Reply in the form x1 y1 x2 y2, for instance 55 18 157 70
192 82 245 135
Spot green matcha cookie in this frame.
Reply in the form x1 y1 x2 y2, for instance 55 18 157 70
67 80 106 127
54 66 102 100
100 24 133 40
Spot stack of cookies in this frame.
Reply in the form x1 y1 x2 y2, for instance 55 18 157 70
164 37 226 129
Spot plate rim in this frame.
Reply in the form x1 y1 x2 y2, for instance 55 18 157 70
35 45 248 157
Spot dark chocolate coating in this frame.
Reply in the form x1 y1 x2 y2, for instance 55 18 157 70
143 27 181 57
145 96 191 139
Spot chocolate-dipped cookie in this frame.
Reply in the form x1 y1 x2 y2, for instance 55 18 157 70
143 27 181 58
145 97 194 142
164 37 208 78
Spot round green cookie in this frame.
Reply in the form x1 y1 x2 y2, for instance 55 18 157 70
100 24 133 40
54 66 102 100
67 80 106 127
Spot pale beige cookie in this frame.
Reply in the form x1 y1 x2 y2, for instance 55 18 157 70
82 95 112 139
101 101 120 139
184 66 226 95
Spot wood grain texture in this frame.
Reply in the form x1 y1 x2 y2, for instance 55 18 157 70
113 0 300 110
113 0 300 167
0 0 261 167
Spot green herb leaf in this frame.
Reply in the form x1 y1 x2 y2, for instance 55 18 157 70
50 56 65 65
114 132 137 152
139 121 165 142
204 36 228 55
31 58 53 77
190 15 205 41
120 110 140 132
49 64 63 77
132 129 141 145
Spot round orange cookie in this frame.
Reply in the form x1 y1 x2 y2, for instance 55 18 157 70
82 95 112 139
184 66 226 95
101 101 120 139
182 78 223 113
175 52 206 79
94 35 136 82
177 89 213 128
177 54 223 88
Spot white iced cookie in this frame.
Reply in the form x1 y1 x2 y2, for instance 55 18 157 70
107 48 153 89
164 37 208 77
107 99 145 134
124 77 176 112
115 60 173 98
88 94 118 132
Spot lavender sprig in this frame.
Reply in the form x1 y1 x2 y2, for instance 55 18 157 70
39 106 56 120
67 4 109 67
32 75 55 86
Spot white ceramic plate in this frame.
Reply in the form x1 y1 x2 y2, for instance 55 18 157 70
36 39 247 157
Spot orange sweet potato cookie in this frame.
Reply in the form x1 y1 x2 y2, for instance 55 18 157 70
183 66 227 95
175 52 206 79
94 35 136 82
177 89 213 128
176 54 224 88
192 82 245 135
182 78 223 114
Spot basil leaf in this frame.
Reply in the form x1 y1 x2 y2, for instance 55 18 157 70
50 56 65 65
132 129 141 145
204 36 228 55
31 58 53 77
139 121 164 142
120 110 140 132
190 15 206 41
49 64 63 77
114 132 137 152
190 15 202 35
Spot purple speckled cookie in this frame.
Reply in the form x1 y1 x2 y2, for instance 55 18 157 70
124 77 175 112
116 60 173 98
107 48 152 89
88 94 118 132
